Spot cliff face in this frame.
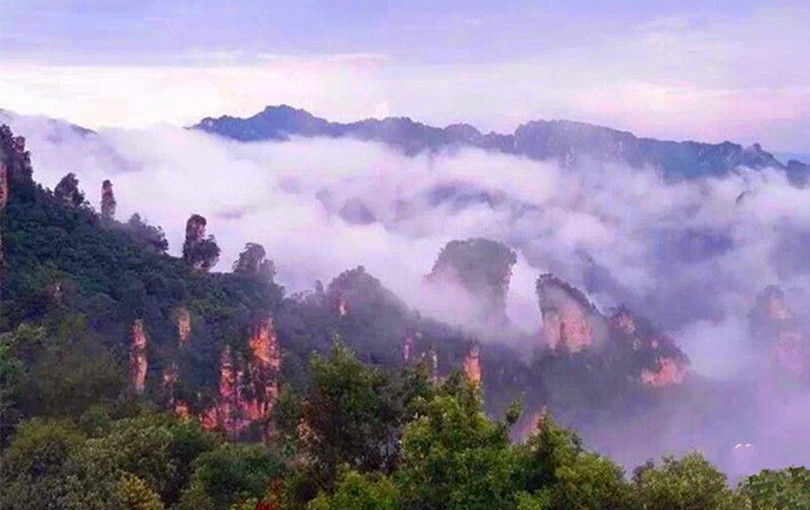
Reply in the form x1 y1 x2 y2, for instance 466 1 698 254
203 316 281 441
177 307 191 346
463 343 482 385
536 274 602 352
246 316 281 432
130 320 148 394
100 179 116 220
609 307 687 386
164 308 192 415
425 239 517 327
537 275 688 386
750 286 809 380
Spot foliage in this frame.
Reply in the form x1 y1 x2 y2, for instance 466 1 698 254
54 172 87 208
234 242 276 282
308 470 399 510
633 453 745 510
188 443 287 510
739 467 810 510
117 472 166 510
397 372 518 510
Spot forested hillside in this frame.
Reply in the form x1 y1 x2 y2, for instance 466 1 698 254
2 124 808 509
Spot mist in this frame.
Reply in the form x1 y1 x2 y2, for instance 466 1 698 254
3 110 809 473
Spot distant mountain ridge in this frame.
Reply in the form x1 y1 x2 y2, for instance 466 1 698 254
194 105 810 183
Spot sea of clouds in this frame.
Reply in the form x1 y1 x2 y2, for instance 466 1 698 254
4 110 810 472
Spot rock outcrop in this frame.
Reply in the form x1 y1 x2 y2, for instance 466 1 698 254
130 320 148 394
176 307 191 346
403 332 416 363
463 342 482 386
536 274 603 353
164 307 192 415
100 179 116 220
537 275 688 386
182 214 220 271
246 316 281 441
326 266 408 317
425 239 517 327
203 316 281 442
750 285 809 380
608 306 687 386
54 173 85 207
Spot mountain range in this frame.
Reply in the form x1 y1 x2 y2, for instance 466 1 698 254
194 105 810 184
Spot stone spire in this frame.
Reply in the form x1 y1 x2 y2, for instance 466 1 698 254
130 320 148 394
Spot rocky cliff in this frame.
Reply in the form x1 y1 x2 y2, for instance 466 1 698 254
750 285 809 381
537 275 688 385
203 316 281 442
425 239 517 328
130 319 148 394
536 274 604 353
463 342 482 385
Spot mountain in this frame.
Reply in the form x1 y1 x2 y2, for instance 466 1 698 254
194 105 810 181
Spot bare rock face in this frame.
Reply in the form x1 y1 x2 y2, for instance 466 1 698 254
537 275 689 386
203 316 281 441
176 307 191 347
425 239 517 327
750 285 809 380
641 358 686 386
608 306 688 386
130 320 148 394
164 307 192 412
403 332 418 363
463 342 482 385
536 274 603 353
247 316 281 441
203 345 241 434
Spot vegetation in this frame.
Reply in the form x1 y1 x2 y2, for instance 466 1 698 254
1 126 807 509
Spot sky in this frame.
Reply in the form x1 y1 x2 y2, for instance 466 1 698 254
1 0 809 152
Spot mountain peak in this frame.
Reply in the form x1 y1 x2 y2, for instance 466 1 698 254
192 106 808 180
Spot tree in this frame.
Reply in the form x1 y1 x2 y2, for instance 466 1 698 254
54 172 86 207
0 418 85 510
397 372 518 510
101 179 117 220
739 467 810 509
117 472 166 510
294 344 409 488
233 242 276 282
633 453 745 510
187 443 287 510
308 470 399 510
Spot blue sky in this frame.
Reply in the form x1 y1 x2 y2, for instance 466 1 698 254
1 0 808 152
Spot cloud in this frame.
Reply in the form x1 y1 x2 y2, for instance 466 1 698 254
5 110 810 470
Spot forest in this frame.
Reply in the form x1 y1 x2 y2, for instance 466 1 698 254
1 124 809 509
